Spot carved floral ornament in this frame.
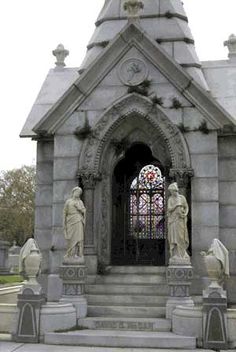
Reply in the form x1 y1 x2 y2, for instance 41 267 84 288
124 0 144 18
78 94 191 176
169 168 194 187
78 172 102 190
118 58 149 86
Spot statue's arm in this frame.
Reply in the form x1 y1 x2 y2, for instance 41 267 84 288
167 200 179 213
63 201 69 228
183 196 189 216
75 201 86 218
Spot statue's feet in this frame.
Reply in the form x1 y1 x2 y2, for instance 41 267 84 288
63 255 85 265
169 254 191 265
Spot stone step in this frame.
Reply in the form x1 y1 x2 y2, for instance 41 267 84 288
78 317 171 332
86 294 167 306
105 266 167 275
86 283 168 295
0 285 22 303
95 274 165 285
88 304 166 317
45 329 196 349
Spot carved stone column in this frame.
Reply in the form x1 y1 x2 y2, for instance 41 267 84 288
78 172 101 254
169 168 194 195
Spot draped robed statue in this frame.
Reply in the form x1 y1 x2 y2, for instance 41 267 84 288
167 182 190 263
63 187 86 263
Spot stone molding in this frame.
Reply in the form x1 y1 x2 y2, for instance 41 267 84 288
100 174 110 263
79 94 191 176
59 265 86 296
78 172 102 190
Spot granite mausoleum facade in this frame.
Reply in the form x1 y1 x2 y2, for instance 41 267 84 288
21 0 236 305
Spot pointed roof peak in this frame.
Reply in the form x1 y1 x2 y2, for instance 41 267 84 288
79 0 208 90
96 0 187 26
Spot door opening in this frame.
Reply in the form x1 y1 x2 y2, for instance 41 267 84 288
111 144 166 265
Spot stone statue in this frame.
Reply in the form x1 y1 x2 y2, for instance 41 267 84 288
19 238 42 281
167 182 189 262
63 187 86 263
201 239 229 288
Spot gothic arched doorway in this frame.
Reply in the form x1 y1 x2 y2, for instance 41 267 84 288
111 144 166 266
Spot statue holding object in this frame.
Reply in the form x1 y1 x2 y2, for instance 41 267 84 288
63 187 86 264
167 182 190 263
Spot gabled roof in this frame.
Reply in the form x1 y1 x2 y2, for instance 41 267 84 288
30 22 235 136
20 68 79 137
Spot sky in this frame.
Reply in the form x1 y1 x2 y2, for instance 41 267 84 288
0 0 236 171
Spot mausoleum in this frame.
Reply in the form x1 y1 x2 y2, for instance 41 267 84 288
19 0 236 348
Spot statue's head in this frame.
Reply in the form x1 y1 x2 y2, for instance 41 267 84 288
168 182 179 195
72 186 82 198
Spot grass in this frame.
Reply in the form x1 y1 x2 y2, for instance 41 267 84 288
0 275 23 285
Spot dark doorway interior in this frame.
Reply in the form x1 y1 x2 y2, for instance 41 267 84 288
111 144 166 266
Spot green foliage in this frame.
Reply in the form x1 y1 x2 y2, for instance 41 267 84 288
151 95 163 106
0 165 36 246
171 97 182 109
198 120 210 134
54 325 88 333
165 11 174 19
177 123 189 133
127 79 152 97
0 275 23 285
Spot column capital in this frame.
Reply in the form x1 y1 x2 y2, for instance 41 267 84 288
78 171 102 190
169 168 194 188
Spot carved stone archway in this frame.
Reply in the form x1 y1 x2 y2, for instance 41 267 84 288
78 93 192 264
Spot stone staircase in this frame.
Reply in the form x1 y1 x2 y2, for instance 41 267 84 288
45 266 197 349
86 266 168 318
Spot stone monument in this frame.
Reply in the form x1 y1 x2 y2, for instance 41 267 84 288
60 187 87 320
201 239 229 349
166 182 194 319
0 239 10 274
13 238 46 343
8 240 21 273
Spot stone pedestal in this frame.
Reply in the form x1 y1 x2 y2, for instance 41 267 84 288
13 287 46 343
59 264 87 320
166 261 194 319
203 286 228 350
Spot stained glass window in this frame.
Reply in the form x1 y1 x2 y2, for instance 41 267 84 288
129 165 165 240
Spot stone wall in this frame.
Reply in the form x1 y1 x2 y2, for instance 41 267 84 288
219 134 236 304
184 130 219 294
35 140 54 297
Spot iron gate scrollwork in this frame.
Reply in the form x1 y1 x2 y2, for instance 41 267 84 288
128 164 166 264
129 164 165 241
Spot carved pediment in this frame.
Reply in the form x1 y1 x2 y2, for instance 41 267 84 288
32 23 235 136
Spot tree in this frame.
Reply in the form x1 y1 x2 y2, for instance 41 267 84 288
0 165 36 245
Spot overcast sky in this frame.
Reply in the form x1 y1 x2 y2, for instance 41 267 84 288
0 0 236 171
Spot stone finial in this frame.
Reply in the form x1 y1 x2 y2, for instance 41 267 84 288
224 34 236 60
124 0 144 18
52 43 69 67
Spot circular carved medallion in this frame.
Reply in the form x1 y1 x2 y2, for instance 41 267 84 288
118 58 148 86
